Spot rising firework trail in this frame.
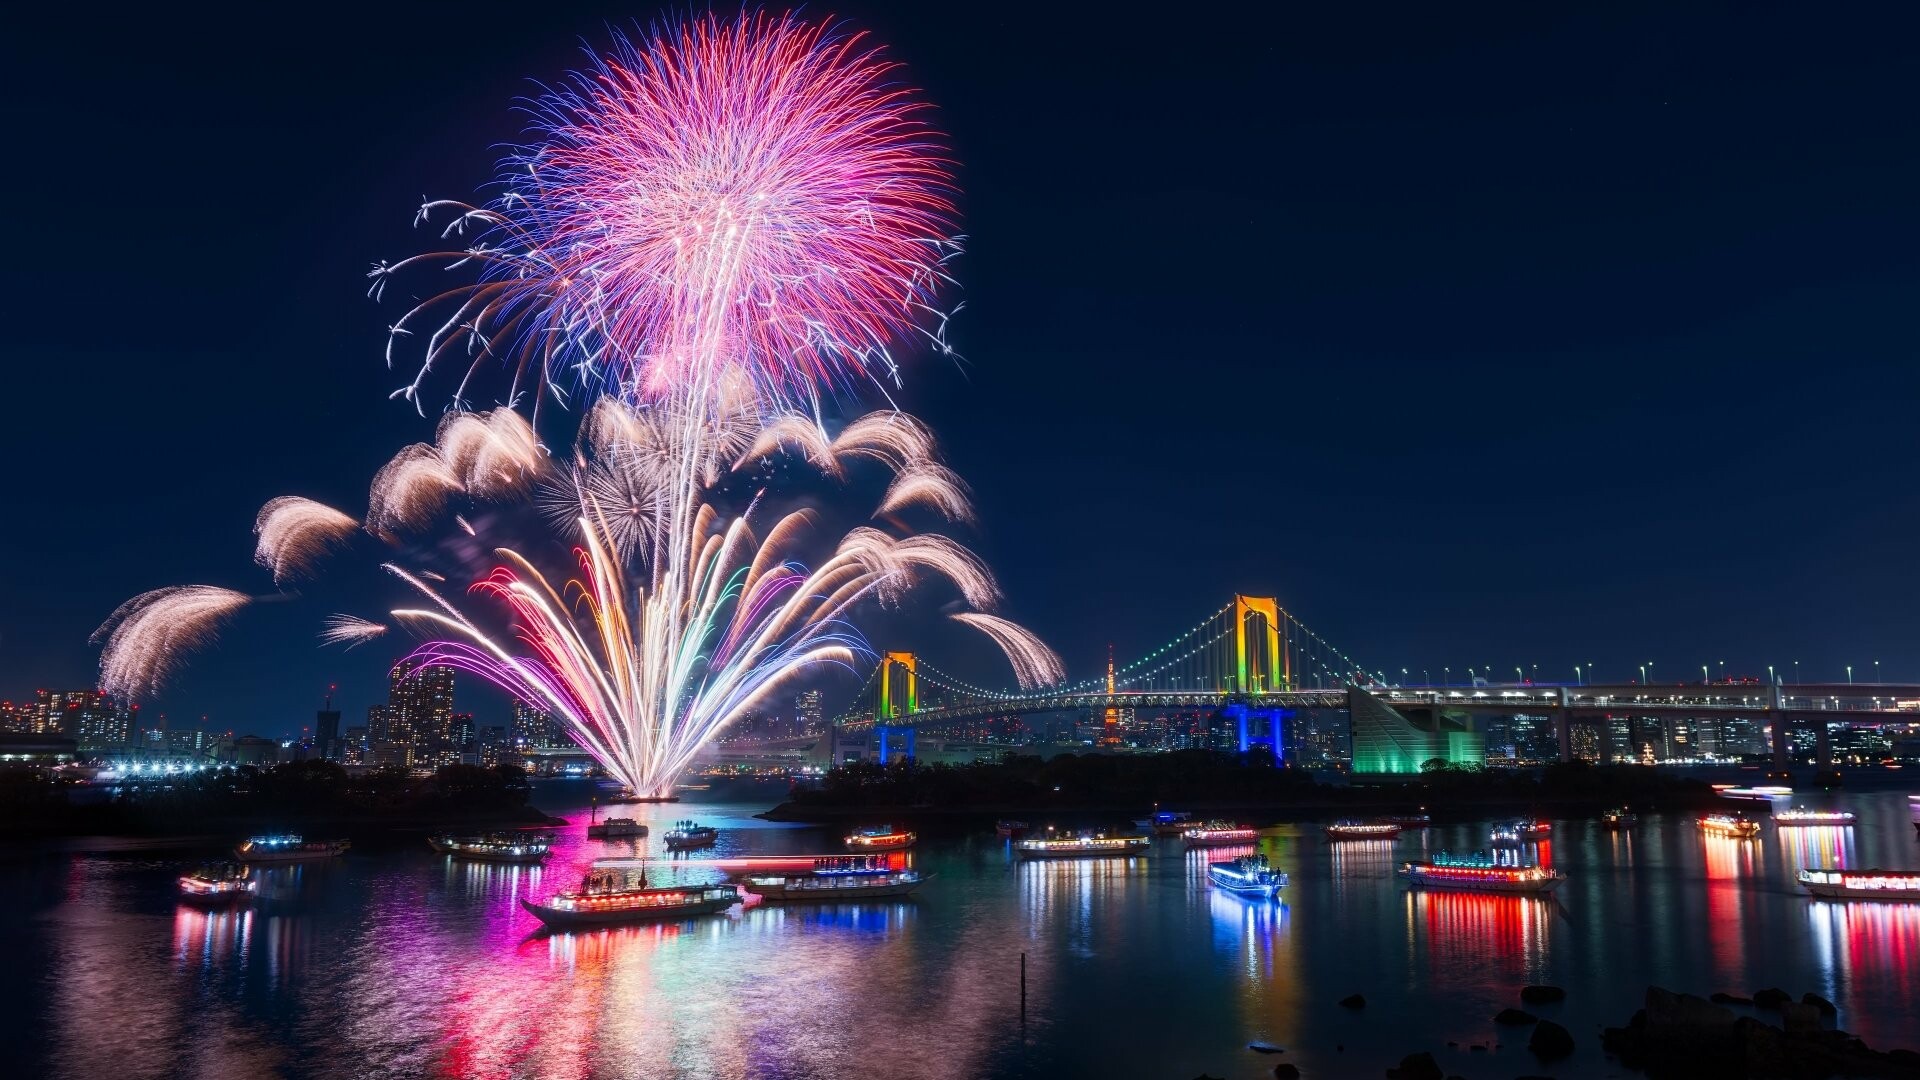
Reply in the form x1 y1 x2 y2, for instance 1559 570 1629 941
394 396 1058 798
372 11 960 415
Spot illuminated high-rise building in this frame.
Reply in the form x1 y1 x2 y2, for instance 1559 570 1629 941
795 690 824 734
379 659 455 767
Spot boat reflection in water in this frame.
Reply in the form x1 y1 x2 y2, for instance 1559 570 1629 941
1806 900 1920 1049
1404 889 1552 979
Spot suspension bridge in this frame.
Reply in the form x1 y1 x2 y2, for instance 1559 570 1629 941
824 595 1920 773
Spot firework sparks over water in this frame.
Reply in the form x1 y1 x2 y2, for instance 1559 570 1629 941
93 587 252 700
372 11 960 414
96 12 1058 796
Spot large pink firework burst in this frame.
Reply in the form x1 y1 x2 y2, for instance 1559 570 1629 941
374 11 960 411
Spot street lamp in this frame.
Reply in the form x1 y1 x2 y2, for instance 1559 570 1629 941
1701 664 1709 684
1443 666 1450 686
1575 665 1584 685
1402 667 1409 687
1639 664 1647 685
1767 664 1775 685
1515 666 1525 684
1847 665 1853 685
1874 660 1880 683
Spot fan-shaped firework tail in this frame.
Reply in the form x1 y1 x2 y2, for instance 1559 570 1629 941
96 403 1062 796
371 10 960 415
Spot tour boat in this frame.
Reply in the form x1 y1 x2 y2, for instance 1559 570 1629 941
178 862 255 904
1489 819 1549 844
845 825 916 851
521 868 741 928
1798 868 1920 901
1206 854 1288 898
1325 820 1402 841
663 820 719 851
428 833 551 862
1016 829 1151 858
608 790 681 804
234 835 351 862
741 856 927 901
586 817 648 839
1773 807 1857 827
1699 813 1762 839
1182 821 1260 848
995 820 1030 838
1602 808 1637 829
1133 810 1193 836
1401 854 1565 894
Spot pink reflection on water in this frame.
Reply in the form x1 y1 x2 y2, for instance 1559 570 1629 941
1404 889 1551 981
1774 825 1854 873
1701 834 1759 983
1805 901 1920 1049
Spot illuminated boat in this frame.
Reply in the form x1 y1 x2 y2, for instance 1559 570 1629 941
1016 828 1151 858
995 820 1029 838
1133 810 1193 836
1773 807 1857 827
586 817 648 839
428 833 551 862
741 856 927 900
1490 819 1549 844
178 862 255 904
607 789 681 804
1401 853 1564 894
1207 854 1288 898
1798 868 1920 901
1325 820 1402 841
1182 821 1260 847
1602 808 1637 829
663 820 719 851
233 835 350 862
1699 813 1762 838
845 825 916 851
521 868 741 928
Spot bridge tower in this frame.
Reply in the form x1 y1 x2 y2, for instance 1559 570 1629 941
874 651 917 764
1233 595 1288 693
1228 595 1290 763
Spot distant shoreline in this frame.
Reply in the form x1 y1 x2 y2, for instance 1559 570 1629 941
760 789 1731 827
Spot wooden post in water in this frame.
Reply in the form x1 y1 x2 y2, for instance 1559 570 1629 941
1019 951 1026 1026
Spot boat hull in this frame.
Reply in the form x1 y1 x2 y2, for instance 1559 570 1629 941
1185 835 1258 848
1403 871 1563 895
1802 882 1920 901
178 887 253 906
233 843 349 863
1017 841 1150 859
664 836 717 851
520 894 736 928
586 827 648 839
1207 870 1281 897
751 879 926 901
427 841 549 863
1325 828 1402 841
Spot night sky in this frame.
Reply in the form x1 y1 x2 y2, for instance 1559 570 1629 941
6 3 1919 736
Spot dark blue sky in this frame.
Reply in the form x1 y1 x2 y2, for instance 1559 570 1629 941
5 3 1918 735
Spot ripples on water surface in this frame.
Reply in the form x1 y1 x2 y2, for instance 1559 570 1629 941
2 787 1916 1078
